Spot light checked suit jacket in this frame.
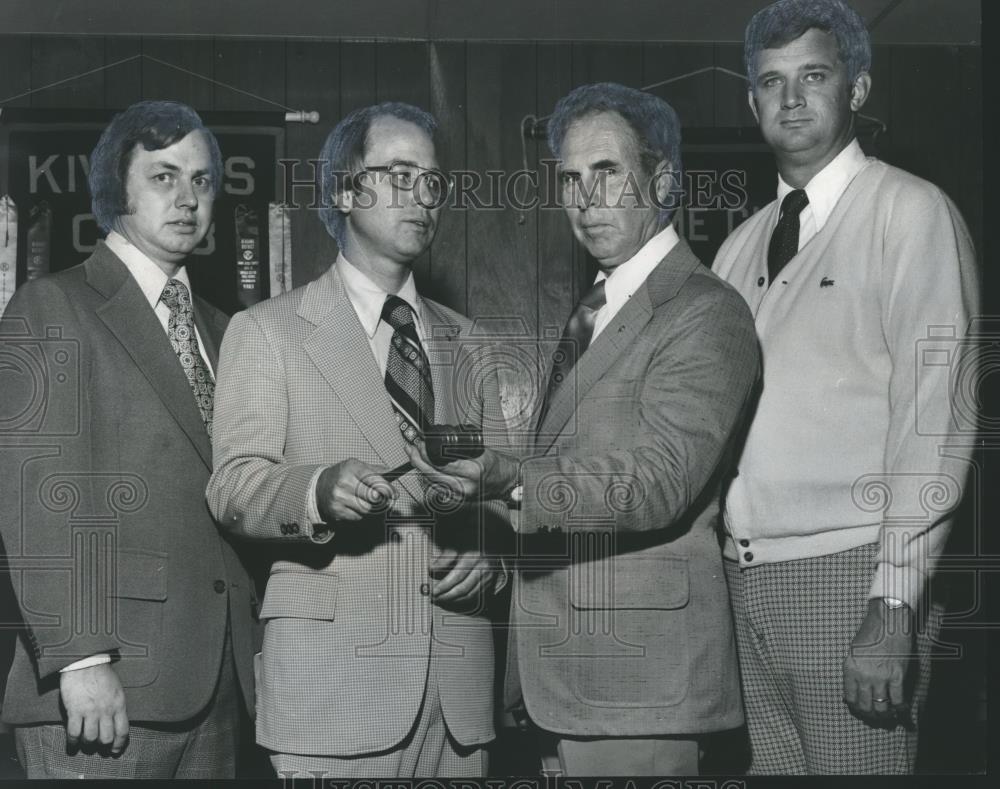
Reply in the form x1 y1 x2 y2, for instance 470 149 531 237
506 239 759 736
0 243 257 726
207 262 509 757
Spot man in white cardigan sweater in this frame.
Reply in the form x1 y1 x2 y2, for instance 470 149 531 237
713 0 980 775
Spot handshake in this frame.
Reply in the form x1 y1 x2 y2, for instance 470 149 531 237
316 424 521 524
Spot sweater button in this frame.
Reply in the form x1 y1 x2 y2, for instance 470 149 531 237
214 579 227 593
743 552 754 562
419 583 430 597
757 276 766 287
739 539 750 547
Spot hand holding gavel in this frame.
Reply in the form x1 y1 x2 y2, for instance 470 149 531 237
384 424 485 482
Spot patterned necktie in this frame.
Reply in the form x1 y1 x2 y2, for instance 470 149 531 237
767 188 810 284
382 295 435 444
537 278 607 431
160 278 215 436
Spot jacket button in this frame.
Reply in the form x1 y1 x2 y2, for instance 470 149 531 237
739 539 750 547
757 276 766 287
743 552 754 562
214 580 227 593
419 583 430 596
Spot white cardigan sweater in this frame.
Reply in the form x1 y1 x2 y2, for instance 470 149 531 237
713 157 979 608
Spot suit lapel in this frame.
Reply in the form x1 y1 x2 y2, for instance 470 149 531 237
536 238 703 450
301 267 424 504
87 245 213 468
419 299 461 426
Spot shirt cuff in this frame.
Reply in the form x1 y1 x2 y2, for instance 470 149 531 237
60 654 112 673
867 561 927 612
307 465 329 525
307 465 335 542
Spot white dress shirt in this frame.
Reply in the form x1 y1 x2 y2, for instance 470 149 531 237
775 138 868 252
104 231 214 377
591 224 680 341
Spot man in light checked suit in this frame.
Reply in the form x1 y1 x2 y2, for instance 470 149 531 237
207 103 509 778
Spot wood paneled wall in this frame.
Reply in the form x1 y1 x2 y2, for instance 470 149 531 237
0 35 983 336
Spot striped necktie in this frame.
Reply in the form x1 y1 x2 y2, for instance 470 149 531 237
382 294 435 444
536 278 607 433
160 278 215 436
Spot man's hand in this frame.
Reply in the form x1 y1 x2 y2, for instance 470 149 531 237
843 598 916 728
59 663 129 755
404 441 519 502
316 459 395 523
429 548 497 608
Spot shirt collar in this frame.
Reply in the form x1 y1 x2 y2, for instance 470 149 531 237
776 139 867 232
336 253 421 339
104 231 193 310
596 224 680 298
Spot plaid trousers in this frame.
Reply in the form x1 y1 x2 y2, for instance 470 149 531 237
724 543 939 774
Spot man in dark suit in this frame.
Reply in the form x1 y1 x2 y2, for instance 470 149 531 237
408 82 760 776
0 100 256 779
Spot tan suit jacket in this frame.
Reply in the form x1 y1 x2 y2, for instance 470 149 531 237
207 263 508 757
507 239 759 736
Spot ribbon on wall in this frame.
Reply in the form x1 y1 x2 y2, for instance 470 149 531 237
0 196 16 313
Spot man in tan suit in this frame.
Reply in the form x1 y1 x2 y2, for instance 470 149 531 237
408 83 760 775
207 102 507 778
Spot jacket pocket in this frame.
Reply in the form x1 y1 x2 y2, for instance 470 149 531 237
569 555 689 610
111 549 168 600
258 571 339 620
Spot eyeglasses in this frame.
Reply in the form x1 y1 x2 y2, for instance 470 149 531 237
353 161 452 206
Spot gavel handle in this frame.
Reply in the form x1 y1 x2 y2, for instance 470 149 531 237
383 461 413 483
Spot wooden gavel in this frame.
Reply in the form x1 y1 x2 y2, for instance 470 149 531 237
383 423 485 482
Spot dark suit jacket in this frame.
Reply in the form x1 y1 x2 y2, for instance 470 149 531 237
0 242 256 724
506 238 759 736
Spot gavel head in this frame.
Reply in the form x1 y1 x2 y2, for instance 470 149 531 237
424 423 484 466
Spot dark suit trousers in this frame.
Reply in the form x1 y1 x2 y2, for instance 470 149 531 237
14 625 239 779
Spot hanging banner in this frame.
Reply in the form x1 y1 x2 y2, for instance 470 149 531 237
0 108 284 314
234 204 262 308
0 196 16 314
268 202 292 295
25 201 52 282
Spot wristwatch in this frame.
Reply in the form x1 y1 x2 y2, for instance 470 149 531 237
504 483 523 509
880 596 906 610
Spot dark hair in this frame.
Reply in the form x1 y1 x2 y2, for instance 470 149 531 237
547 82 683 226
318 102 438 246
744 0 871 85
88 100 223 232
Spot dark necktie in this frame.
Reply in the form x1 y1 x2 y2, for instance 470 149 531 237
767 188 810 284
382 295 435 444
160 278 215 436
537 279 607 431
